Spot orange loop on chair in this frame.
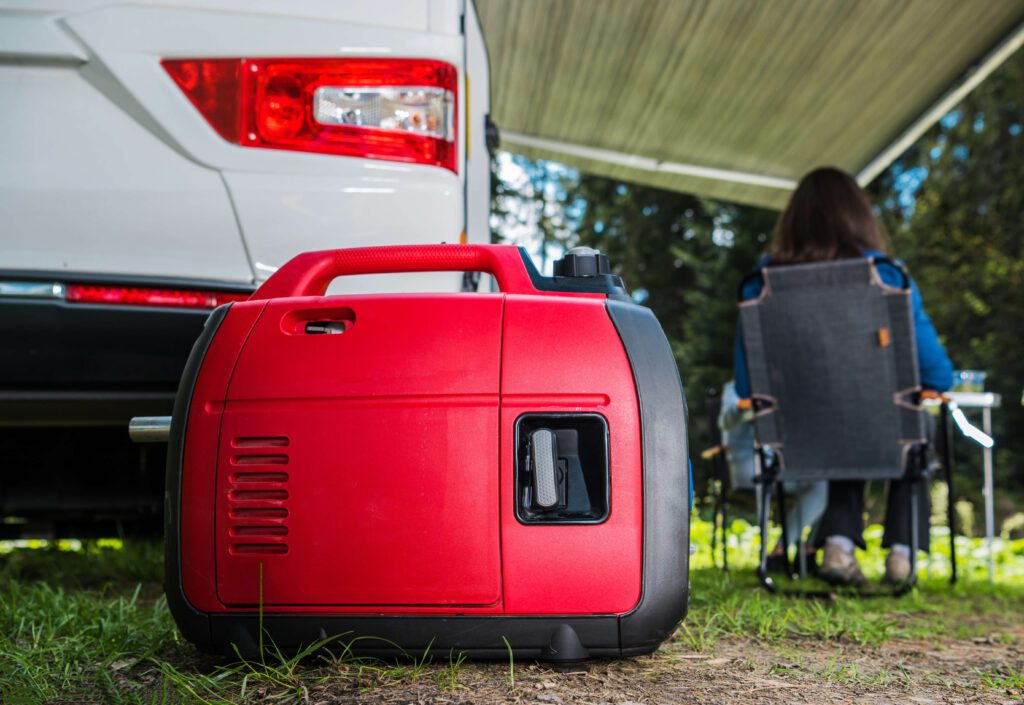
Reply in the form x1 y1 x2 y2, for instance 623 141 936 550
700 445 724 460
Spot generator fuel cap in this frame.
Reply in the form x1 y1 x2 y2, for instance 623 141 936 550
554 247 610 278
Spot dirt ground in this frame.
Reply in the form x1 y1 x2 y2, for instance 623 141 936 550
283 629 1024 705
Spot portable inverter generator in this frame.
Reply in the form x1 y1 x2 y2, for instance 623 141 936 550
163 244 689 661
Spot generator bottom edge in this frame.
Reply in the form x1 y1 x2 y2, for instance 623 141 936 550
194 613 665 661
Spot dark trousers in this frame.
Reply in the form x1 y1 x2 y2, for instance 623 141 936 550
813 479 930 552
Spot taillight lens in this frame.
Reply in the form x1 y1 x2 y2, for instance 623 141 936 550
66 285 249 309
162 58 458 173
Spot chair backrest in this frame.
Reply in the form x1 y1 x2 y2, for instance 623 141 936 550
738 258 927 482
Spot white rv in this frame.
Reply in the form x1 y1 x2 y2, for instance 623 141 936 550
0 0 494 531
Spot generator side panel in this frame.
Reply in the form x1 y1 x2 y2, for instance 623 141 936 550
213 294 505 609
499 295 644 615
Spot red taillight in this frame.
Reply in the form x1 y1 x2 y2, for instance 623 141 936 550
162 58 458 173
65 285 250 309
161 59 241 142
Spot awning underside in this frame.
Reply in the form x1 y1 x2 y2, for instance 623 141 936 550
476 0 1024 209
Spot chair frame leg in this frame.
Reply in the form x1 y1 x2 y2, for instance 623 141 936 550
710 485 719 569
756 450 777 593
889 445 929 598
940 402 958 585
721 488 729 572
776 481 792 577
797 501 808 580
909 477 920 583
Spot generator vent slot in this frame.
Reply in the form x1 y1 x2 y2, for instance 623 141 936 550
228 438 291 556
230 472 289 484
230 507 288 519
229 489 288 501
230 544 288 555
232 454 289 465
233 436 290 448
230 525 288 537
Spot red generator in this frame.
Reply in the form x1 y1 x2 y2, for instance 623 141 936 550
165 244 689 662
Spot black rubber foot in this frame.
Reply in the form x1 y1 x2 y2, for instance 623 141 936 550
541 624 590 664
225 624 259 659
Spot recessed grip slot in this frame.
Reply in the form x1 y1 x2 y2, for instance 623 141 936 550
305 320 347 335
280 306 355 335
516 414 609 525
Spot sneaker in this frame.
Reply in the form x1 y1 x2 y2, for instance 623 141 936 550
819 541 868 587
884 550 912 584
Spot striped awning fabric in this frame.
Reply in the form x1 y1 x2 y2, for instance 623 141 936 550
477 0 1024 208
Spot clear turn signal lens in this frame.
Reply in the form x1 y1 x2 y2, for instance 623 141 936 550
313 87 453 141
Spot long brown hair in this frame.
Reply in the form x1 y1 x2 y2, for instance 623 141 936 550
769 167 889 264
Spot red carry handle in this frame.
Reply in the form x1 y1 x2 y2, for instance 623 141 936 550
251 244 538 300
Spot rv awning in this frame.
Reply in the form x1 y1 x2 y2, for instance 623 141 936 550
476 0 1024 209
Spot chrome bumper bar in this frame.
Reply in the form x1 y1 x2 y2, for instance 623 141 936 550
129 416 171 443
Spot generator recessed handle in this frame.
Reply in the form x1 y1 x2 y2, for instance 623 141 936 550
251 245 539 300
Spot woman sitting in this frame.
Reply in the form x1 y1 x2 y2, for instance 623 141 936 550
733 167 953 586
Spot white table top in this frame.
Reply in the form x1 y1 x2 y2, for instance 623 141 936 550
945 391 1001 408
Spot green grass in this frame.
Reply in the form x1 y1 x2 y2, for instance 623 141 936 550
0 547 178 703
976 666 1024 694
678 567 1023 652
2 518 1023 704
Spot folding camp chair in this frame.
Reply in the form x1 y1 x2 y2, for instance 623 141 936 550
737 257 957 595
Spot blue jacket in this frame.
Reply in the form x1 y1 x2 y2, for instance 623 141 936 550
734 252 953 398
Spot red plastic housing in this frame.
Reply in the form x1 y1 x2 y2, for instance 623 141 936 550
170 244 691 659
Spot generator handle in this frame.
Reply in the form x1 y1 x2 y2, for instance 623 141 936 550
251 245 538 300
